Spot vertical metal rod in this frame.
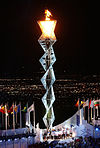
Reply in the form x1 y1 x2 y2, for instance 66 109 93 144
93 98 95 121
15 102 17 125
5 104 7 130
91 107 92 121
20 102 22 128
88 98 90 123
8 114 9 128
2 104 4 129
13 102 15 129
78 98 80 125
29 111 30 126
97 106 99 117
7 102 9 128
78 98 80 111
33 102 35 132
83 98 85 120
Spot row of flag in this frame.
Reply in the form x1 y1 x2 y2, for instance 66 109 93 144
75 99 100 108
0 104 34 114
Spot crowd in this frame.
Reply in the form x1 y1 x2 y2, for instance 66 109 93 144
42 128 72 140
28 136 100 148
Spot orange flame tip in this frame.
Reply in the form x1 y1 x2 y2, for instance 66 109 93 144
45 9 52 21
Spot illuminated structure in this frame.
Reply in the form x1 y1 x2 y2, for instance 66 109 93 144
38 10 57 129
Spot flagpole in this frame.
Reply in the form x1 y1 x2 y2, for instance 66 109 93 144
80 108 82 125
20 101 22 128
2 104 4 129
97 106 99 117
94 106 95 120
7 102 9 129
5 104 7 130
78 98 80 111
90 98 92 122
0 108 1 128
98 101 100 116
0 111 1 129
88 98 90 123
26 102 28 126
8 113 9 129
27 102 28 110
15 102 17 125
91 107 92 122
78 98 80 125
93 98 95 121
2 112 3 129
29 110 30 126
33 102 35 132
13 102 15 129
83 98 85 120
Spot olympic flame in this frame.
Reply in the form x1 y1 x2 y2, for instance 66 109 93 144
45 9 52 20
38 10 57 40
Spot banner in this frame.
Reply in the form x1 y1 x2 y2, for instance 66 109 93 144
76 115 80 126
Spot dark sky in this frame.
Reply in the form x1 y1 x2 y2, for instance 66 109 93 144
0 0 99 128
0 0 98 78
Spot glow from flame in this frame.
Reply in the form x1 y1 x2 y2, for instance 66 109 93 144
38 10 56 40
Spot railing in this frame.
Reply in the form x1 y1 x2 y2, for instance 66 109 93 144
0 129 36 148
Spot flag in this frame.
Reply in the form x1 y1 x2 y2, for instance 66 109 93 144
89 100 94 108
80 101 85 106
94 100 100 106
76 115 80 126
8 105 13 113
94 101 100 107
27 104 34 112
22 105 27 112
83 100 89 108
75 100 79 107
14 106 18 113
17 105 20 113
10 104 20 114
89 99 91 109
14 104 20 114
0 106 5 114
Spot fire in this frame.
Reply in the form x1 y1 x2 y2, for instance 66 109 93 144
45 9 52 21
38 10 57 40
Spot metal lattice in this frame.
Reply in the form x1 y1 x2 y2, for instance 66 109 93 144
38 38 56 129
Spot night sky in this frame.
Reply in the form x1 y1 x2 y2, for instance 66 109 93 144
0 0 98 78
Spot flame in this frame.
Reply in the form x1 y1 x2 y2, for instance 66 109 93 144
45 9 52 21
38 20 56 39
38 10 56 40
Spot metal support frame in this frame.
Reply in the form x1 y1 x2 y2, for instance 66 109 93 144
38 38 56 129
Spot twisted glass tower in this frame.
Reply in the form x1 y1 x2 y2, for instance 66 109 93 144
38 10 57 129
